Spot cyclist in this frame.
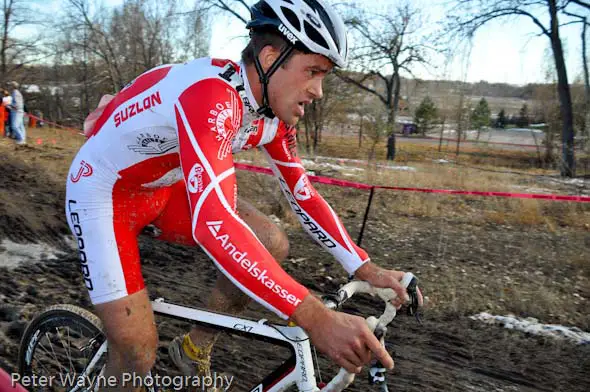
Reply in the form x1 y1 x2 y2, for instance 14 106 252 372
67 0 423 390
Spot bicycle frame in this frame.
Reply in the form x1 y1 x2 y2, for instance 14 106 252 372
78 274 419 392
79 298 323 392
151 297 321 392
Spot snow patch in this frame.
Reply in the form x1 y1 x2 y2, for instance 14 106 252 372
471 312 590 345
309 156 417 172
0 239 67 269
563 178 587 186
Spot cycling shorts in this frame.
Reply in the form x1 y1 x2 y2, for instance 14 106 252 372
65 154 194 305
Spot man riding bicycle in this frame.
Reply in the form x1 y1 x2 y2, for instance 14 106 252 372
66 0 423 390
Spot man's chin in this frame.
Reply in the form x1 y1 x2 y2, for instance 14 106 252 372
277 114 299 127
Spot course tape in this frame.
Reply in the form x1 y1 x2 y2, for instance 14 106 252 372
234 163 590 203
27 113 84 135
22 118 589 203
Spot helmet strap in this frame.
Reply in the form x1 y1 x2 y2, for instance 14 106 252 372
253 45 295 118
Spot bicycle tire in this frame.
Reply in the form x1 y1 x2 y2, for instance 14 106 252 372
17 304 106 392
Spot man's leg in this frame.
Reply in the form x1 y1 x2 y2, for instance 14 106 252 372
187 197 290 350
94 290 158 392
17 112 26 144
157 195 290 379
149 182 290 379
65 156 173 391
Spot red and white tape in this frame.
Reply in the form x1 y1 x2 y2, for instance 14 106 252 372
21 119 589 203
234 163 590 203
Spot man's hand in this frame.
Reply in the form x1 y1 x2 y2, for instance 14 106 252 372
354 262 424 309
290 295 394 374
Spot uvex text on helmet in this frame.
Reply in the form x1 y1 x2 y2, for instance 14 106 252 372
246 0 348 67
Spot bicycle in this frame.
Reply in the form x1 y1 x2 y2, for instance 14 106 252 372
17 272 421 392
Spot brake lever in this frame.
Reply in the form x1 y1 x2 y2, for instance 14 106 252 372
405 276 423 325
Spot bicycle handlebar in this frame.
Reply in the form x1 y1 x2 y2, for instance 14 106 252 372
319 272 419 392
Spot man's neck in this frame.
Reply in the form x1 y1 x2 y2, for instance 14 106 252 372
244 63 263 109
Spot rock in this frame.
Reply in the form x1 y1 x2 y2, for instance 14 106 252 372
0 305 18 322
6 320 26 339
25 286 38 296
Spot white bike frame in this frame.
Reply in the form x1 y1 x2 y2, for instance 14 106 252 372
80 274 416 392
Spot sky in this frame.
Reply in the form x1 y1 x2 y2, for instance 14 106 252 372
202 0 587 86
27 0 588 86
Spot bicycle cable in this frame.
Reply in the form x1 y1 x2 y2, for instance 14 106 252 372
265 322 310 343
312 345 323 384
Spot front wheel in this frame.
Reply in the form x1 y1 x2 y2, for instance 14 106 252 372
18 304 107 392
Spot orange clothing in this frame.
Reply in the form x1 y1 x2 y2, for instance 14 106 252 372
0 104 5 136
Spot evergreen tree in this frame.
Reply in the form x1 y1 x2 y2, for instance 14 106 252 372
518 103 530 127
414 96 438 135
471 98 491 130
495 109 507 129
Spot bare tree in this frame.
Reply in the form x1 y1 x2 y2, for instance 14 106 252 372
336 1 437 160
62 0 209 93
445 0 590 177
1 0 48 82
200 0 251 24
561 9 589 150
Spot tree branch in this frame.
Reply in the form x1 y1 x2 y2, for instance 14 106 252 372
334 70 387 106
569 0 590 9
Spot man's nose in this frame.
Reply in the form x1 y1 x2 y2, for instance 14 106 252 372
308 79 323 100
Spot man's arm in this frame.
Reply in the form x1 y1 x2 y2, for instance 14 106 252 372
261 122 369 276
174 79 309 319
261 122 422 307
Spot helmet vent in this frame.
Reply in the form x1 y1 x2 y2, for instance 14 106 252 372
282 0 294 4
260 2 279 19
302 0 338 51
304 20 329 50
281 6 301 31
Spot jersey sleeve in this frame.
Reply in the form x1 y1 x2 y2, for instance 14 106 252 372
174 78 309 319
261 122 370 275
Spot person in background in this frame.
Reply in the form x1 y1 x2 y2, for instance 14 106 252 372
7 81 26 145
386 132 396 160
2 89 11 138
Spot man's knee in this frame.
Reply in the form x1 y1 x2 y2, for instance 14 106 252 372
107 325 158 374
95 290 158 374
237 198 290 262
263 224 290 263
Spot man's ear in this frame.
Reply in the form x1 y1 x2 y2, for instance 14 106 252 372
257 45 281 72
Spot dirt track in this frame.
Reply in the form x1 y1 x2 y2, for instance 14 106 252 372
0 131 589 392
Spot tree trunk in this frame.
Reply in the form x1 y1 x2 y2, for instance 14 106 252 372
313 126 318 156
455 94 464 156
549 0 575 177
582 19 589 151
303 111 311 155
359 114 363 147
438 116 446 152
387 109 397 161
386 73 401 159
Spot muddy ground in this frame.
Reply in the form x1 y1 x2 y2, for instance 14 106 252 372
0 130 589 392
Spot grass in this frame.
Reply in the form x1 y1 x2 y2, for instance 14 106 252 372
243 133 590 230
23 125 590 230
7 125 590 328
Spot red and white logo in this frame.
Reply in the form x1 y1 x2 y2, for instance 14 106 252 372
294 174 314 201
70 160 93 183
187 163 204 194
207 220 223 237
207 89 241 160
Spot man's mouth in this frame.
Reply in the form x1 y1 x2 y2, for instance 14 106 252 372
297 102 305 116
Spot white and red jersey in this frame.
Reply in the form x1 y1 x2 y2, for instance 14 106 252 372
69 57 369 319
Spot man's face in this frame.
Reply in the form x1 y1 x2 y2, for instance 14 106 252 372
266 52 333 126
